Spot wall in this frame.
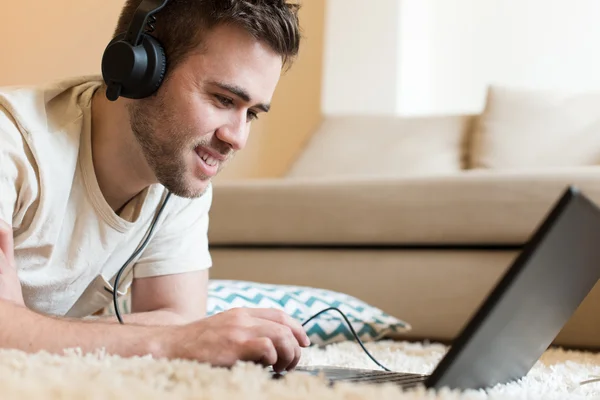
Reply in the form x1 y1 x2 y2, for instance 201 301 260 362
323 0 600 116
0 0 124 86
0 0 325 180
398 0 600 116
321 0 400 116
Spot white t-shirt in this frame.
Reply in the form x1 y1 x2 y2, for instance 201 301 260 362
0 76 213 318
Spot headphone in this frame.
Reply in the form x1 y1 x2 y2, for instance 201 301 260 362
101 0 171 101
101 0 174 322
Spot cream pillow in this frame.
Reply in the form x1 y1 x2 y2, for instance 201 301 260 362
469 86 600 169
286 115 471 179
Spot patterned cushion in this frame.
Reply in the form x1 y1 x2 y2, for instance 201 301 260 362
102 280 411 346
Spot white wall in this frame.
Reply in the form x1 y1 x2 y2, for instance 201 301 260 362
323 0 600 116
321 0 400 115
395 0 437 116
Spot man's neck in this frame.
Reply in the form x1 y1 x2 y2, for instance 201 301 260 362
90 88 156 212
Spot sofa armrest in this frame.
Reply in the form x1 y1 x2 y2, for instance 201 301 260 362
208 167 600 246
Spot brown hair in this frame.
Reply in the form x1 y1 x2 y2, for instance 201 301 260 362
113 0 302 74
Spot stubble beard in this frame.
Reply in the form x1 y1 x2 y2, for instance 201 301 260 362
128 99 210 199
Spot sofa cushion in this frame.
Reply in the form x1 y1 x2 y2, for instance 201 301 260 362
286 115 474 178
208 168 600 246
102 280 411 346
470 86 600 169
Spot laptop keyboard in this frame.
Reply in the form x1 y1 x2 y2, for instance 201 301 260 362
339 371 429 386
276 366 429 388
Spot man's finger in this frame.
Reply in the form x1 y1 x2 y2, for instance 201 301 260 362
288 343 302 371
240 337 278 366
248 319 298 373
0 219 14 266
245 308 310 347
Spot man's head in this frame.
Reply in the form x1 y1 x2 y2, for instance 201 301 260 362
112 0 301 198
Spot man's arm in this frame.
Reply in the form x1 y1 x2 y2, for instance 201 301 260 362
0 297 165 358
98 270 209 325
0 292 311 373
0 219 309 372
0 206 307 373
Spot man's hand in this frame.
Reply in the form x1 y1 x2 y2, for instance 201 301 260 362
0 219 24 307
162 307 311 373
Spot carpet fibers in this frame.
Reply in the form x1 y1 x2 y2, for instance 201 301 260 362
2 340 600 399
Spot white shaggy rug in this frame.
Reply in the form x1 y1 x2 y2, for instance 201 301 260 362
1 340 600 399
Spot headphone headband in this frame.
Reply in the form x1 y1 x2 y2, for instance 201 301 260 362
102 0 171 101
124 0 170 46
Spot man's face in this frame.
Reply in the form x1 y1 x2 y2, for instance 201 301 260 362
128 24 283 198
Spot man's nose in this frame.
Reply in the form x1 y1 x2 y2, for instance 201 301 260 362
216 114 248 151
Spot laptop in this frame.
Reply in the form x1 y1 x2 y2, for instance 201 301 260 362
272 185 600 390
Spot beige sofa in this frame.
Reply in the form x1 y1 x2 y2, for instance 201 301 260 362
207 86 600 350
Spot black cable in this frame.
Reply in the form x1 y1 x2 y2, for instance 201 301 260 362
302 307 392 372
111 193 391 372
113 191 172 324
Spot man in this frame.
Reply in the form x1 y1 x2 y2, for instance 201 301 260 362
0 0 310 374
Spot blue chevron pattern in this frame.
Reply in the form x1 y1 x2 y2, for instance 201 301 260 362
102 279 411 346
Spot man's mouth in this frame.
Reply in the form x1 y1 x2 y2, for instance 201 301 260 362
196 148 220 167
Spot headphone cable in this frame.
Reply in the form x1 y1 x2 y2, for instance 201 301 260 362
111 192 391 371
113 191 172 324
301 307 392 372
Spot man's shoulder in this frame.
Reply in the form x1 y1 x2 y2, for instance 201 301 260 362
0 75 103 139
0 76 105 227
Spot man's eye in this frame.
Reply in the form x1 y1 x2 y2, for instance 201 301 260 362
247 110 259 122
216 95 233 107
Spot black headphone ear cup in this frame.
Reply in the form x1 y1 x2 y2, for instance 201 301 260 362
101 33 167 100
141 34 167 96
